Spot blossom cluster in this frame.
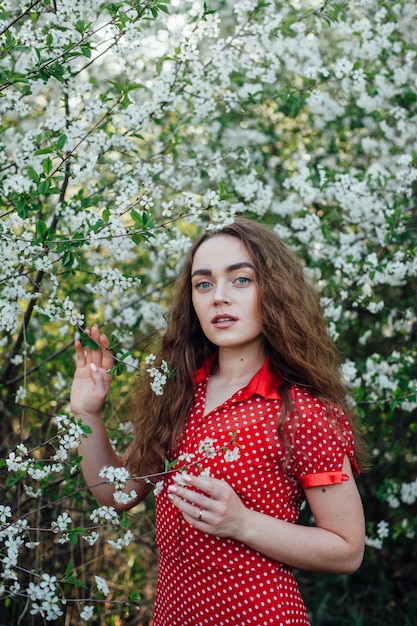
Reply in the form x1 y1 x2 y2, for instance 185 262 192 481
99 465 138 505
146 356 174 396
154 433 242 493
27 574 64 621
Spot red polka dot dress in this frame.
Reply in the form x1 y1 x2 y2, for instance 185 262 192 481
153 357 359 625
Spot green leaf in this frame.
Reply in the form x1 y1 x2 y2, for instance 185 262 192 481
42 156 53 176
27 166 39 183
63 575 88 589
65 560 75 578
16 198 28 218
36 219 48 239
34 147 54 156
80 44 91 58
56 134 68 150
164 458 179 471
130 209 143 224
218 182 234 201
74 20 87 34
110 362 124 376
69 533 78 546
68 527 85 545
38 179 51 195
62 250 75 268
63 557 87 587
126 82 145 91
79 332 99 350
127 591 141 604
120 511 130 529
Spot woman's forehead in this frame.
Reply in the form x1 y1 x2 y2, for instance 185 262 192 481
191 235 252 272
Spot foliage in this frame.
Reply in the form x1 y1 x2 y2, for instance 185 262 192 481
0 0 416 623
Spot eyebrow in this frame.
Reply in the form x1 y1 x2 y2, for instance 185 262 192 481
191 262 254 279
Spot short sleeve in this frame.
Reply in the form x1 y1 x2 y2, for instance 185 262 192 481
284 386 359 489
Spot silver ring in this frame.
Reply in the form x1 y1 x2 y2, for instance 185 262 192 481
198 508 204 522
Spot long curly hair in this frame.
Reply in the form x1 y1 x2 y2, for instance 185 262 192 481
126 218 366 478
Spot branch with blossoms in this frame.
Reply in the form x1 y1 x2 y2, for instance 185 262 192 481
0 416 150 621
142 431 243 494
0 424 243 621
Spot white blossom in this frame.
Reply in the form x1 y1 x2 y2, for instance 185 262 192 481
90 506 120 526
99 465 130 486
82 531 100 546
80 605 95 620
224 447 240 463
401 478 417 505
365 536 383 550
153 480 164 497
14 386 27 403
198 438 217 457
113 490 138 505
146 359 172 395
0 505 12 524
173 471 189 486
51 513 72 533
376 520 390 539
27 574 64 621
178 452 195 463
95 576 110 596
6 451 30 473
107 529 134 550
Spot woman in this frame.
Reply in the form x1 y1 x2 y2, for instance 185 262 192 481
70 218 366 625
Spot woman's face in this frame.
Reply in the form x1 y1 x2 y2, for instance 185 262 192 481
191 235 264 355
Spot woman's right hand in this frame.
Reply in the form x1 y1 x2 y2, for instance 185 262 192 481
70 324 114 417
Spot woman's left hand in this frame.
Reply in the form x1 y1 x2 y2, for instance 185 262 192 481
167 474 247 538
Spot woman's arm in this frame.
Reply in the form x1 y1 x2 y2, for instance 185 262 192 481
70 325 149 510
167 455 365 573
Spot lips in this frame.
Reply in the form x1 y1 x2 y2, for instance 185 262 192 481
211 314 238 325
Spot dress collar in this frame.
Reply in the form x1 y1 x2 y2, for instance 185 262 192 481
193 354 282 401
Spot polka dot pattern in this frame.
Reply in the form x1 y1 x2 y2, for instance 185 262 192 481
154 554 309 625
153 358 357 625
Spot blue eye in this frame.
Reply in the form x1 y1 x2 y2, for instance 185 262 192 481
235 276 250 285
196 280 211 290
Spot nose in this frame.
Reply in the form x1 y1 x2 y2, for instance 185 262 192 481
213 280 231 305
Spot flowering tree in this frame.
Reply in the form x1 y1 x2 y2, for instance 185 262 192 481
0 0 416 623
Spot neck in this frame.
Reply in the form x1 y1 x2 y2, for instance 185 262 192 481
215 344 266 386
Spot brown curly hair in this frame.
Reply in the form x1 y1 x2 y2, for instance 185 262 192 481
126 218 366 478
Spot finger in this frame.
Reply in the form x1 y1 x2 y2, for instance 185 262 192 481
74 339 87 368
183 474 220 498
167 485 209 510
89 363 111 396
169 492 206 522
89 326 113 370
90 325 103 367
83 327 95 364
100 333 114 371
182 508 210 527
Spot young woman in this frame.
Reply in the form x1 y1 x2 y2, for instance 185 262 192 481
70 218 366 626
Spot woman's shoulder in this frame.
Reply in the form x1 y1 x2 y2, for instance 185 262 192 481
287 384 350 435
290 384 330 413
